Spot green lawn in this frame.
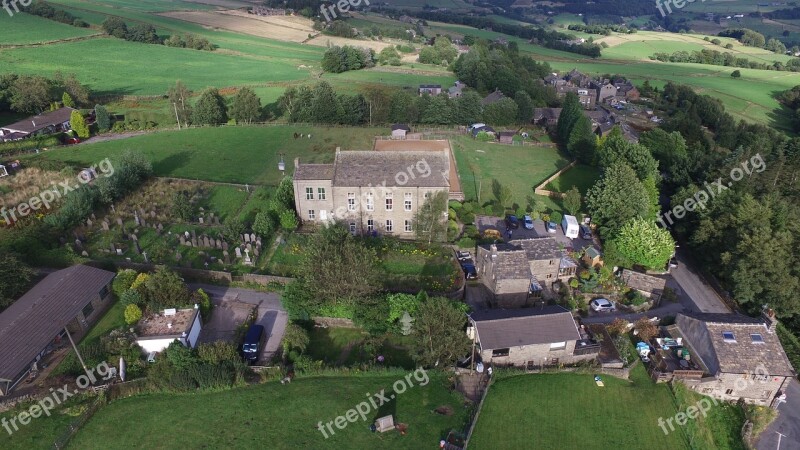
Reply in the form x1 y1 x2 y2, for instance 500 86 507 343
0 12 98 45
470 365 691 450
545 164 601 196
80 298 126 345
0 394 97 450
451 136 570 208
69 374 467 449
202 185 251 221
26 126 382 185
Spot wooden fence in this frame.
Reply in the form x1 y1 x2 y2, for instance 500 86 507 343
533 160 578 198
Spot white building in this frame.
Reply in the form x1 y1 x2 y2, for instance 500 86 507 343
136 306 202 354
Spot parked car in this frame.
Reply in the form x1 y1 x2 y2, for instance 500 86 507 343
242 324 266 363
456 250 472 261
65 137 81 145
668 257 678 269
462 263 477 280
546 221 557 233
505 214 519 229
580 224 592 240
523 215 534 230
590 298 615 312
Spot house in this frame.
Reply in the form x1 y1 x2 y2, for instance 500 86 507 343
293 148 451 236
481 89 505 106
621 269 667 302
613 80 640 101
564 69 591 88
136 307 203 354
497 131 515 144
582 246 603 268
468 305 599 368
670 311 795 406
556 85 596 109
590 80 617 103
0 107 76 142
448 81 466 98
0 265 115 396
419 84 442 96
391 123 411 139
532 107 562 127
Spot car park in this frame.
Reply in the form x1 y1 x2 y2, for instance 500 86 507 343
523 215 534 230
590 298 615 312
505 214 519 229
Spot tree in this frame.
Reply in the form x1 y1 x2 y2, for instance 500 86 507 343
311 81 343 123
70 110 90 138
126 23 160 44
455 91 482 124
482 97 518 126
300 223 381 301
633 317 658 342
191 288 212 320
378 46 401 65
230 87 261 124
567 114 597 164
586 163 651 239
361 84 392 125
410 297 470 367
101 17 128 39
55 73 90 106
414 191 448 243
142 267 190 311
167 81 192 126
563 186 582 215
94 104 111 132
607 318 629 336
124 304 142 325
606 218 674 270
0 254 35 310
62 92 74 108
191 88 227 125
172 190 194 221
282 323 310 354
421 94 453 124
514 90 533 123
492 179 512 209
10 75 50 114
731 70 741 78
275 176 295 210
557 92 582 143
222 217 245 243
279 210 298 231
597 127 658 180
253 210 278 238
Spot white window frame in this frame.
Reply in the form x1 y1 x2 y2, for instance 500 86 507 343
305 187 314 200
348 193 356 211
385 192 393 211
308 210 315 220
404 220 412 232
366 193 374 211
367 219 374 232
349 222 356 233
404 193 412 211
317 187 326 200
386 219 393 232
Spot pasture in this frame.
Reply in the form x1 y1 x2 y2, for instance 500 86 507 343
0 12 98 45
159 10 316 43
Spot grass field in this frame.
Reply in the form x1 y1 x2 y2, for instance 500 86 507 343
69 374 467 449
545 164 601 196
451 137 570 207
0 13 98 45
469 366 691 450
26 126 383 185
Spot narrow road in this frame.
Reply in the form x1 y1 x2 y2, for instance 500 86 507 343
756 379 800 450
669 252 731 313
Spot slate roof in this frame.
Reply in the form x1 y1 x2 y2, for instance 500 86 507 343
293 164 334 181
676 312 795 377
489 249 531 281
516 238 562 261
533 108 562 122
1 107 76 134
621 269 667 296
470 305 581 349
332 150 449 188
481 89 505 106
0 265 115 381
585 246 601 259
391 123 411 131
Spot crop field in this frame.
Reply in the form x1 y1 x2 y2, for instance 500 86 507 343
159 10 316 43
0 12 98 45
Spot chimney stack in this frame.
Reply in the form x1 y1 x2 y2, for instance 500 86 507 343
294 157 299 169
490 244 497 258
762 308 778 334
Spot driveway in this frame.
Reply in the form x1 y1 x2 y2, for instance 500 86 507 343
190 283 287 364
669 251 731 313
756 379 800 450
474 215 596 251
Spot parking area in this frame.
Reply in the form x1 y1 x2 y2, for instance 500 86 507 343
474 215 597 251
191 283 287 365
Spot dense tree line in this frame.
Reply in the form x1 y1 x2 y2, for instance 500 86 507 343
101 17 213 50
718 28 767 48
567 23 634 35
650 49 800 71
23 1 87 27
0 72 89 114
418 36 458 65
321 45 375 73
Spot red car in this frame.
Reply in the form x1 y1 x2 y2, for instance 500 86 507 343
65 137 81 145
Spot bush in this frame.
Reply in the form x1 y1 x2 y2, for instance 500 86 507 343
120 289 143 307
462 212 475 225
113 269 138 296
448 200 463 212
463 224 478 237
192 288 212 321
462 202 475 213
280 210 299 231
447 219 459 241
456 237 476 249
628 291 648 306
124 304 142 325
448 207 458 221
550 211 563 224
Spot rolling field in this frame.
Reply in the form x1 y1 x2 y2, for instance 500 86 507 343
26 126 383 185
0 12 98 45
159 9 316 43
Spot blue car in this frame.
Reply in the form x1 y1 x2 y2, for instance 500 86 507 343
462 263 477 280
505 214 519 229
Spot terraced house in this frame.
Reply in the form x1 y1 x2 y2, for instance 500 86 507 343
292 148 451 236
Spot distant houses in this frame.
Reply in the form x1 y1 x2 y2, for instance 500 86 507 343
419 84 442 96
0 107 76 142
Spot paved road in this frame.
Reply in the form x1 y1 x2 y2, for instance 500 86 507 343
756 379 800 450
189 283 287 364
669 252 730 313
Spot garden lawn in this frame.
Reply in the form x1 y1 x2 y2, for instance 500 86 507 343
469 365 691 450
69 374 467 449
545 164 601 196
307 326 416 369
451 136 570 207
26 126 383 185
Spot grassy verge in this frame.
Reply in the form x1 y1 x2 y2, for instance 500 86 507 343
670 383 746 450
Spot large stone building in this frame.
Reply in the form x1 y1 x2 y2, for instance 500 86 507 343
292 148 451 236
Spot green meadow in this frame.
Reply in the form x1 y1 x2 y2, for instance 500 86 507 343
0 13 98 45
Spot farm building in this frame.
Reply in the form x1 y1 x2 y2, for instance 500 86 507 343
419 84 442 96
0 107 76 142
0 265 115 396
135 307 202 354
391 123 411 139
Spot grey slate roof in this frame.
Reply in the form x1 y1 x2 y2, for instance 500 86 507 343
293 164 334 181
470 305 581 349
481 90 505 106
0 265 115 381
1 107 76 134
621 269 667 296
533 108 562 122
333 150 449 188
491 250 531 281
516 238 562 261
676 312 795 377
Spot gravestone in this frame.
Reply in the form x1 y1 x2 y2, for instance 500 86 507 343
214 217 220 225
140 218 146 227
184 231 190 240
91 213 96 220
250 233 257 242
102 221 110 231
199 217 204 224
203 236 211 248
242 234 249 243
81 250 89 257
222 241 229 251
175 250 182 261
157 224 164 232
179 236 187 245
150 211 156 219
142 252 149 263
191 237 198 247
134 211 141 226
74 239 83 250
253 246 259 257
86 219 93 227
191 230 197 239
235 247 242 258
133 240 142 254
243 249 253 266
215 240 222 250
110 243 116 253
256 238 262 248
246 243 252 251
117 249 124 256
116 218 123 226
223 250 230 265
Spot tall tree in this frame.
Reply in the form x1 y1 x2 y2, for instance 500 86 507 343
597 127 659 180
514 90 533 123
191 88 227 125
556 92 582 143
482 97 518 126
230 87 261 124
421 94 453 124
361 84 392 125
10 75 50 114
94 104 111 132
310 81 343 123
0 254 35 311
586 163 651 239
410 297 470 367
61 92 75 108
563 185 582 215
455 91 482 124
414 191 449 244
389 90 418 123
606 218 674 270
69 110 90 138
567 114 597 164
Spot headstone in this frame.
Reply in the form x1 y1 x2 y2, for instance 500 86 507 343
142 252 149 263
150 211 156 219
235 247 242 258
222 241 229 251
134 239 142 254
256 238 262 248
191 230 197 239
246 243 252 251
140 218 146 227
117 249 124 256
191 237 198 247
215 240 222 250
158 223 164 232
214 217 220 225
223 250 231 265
81 250 89 257
243 249 253 266
116 218 123 226
110 243 116 252
75 239 83 249
175 250 182 261
209 213 214 218
184 231 190 239
134 211 141 226
86 219 93 227
242 234 249 243
179 236 186 245
91 213 97 220
102 221 110 231
253 246 259 257
199 217 204 224
131 233 138 241
250 233 257 242
110 204 115 213
203 236 211 248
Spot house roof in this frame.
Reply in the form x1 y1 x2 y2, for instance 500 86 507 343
472 126 496 136
0 265 115 381
419 84 441 89
485 248 531 282
621 269 667 295
584 246 601 259
333 150 449 188
1 107 76 134
470 305 581 349
515 238 562 261
293 163 334 181
676 312 795 377
481 90 505 105
391 123 411 131
533 108 562 122
498 131 516 138
136 308 199 340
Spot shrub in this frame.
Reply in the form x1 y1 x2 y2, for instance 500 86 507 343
462 202 475 213
120 289 143 307
607 318 629 336
447 219 459 241
476 131 492 142
550 211 563 224
463 224 478 237
628 291 648 306
462 212 475 225
280 210 299 231
113 269 138 296
456 237 476 249
192 288 212 321
448 200 463 212
124 304 142 325
448 207 458 221
130 273 149 290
